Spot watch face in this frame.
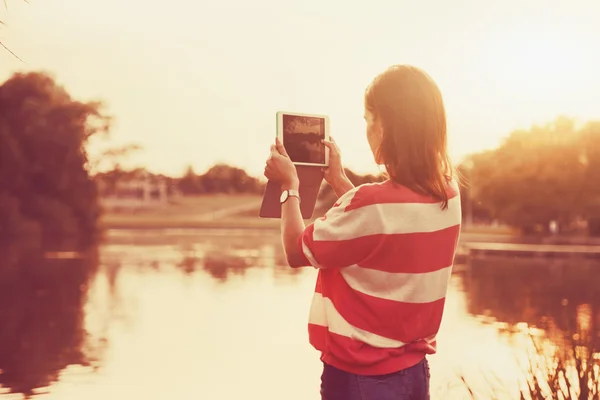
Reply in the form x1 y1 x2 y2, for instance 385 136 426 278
280 190 288 203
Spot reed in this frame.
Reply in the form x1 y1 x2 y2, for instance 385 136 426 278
458 331 599 400
518 332 599 400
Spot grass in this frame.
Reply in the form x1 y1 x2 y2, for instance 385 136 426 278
130 194 261 215
99 194 332 230
458 329 600 400
100 194 270 229
101 194 517 232
101 215 279 230
99 195 591 245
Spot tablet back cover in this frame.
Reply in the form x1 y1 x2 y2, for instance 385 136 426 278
259 166 324 219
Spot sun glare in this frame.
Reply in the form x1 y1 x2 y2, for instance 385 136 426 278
484 27 587 92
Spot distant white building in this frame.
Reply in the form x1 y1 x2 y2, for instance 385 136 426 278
98 170 172 210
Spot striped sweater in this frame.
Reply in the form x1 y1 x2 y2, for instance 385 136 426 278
297 179 461 375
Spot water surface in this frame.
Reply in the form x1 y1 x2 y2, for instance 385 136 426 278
1 230 598 399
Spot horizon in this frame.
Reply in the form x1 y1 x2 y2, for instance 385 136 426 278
1 0 599 178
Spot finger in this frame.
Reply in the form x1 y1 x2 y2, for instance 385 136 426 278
322 140 339 154
322 140 335 149
275 137 288 156
270 144 279 156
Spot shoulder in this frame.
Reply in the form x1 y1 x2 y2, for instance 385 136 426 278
330 182 387 212
327 178 460 217
341 180 450 212
340 179 461 213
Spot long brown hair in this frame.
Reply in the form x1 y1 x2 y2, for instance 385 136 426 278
365 65 453 209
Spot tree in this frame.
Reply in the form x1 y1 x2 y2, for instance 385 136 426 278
577 121 600 235
469 117 596 234
0 72 110 244
89 143 142 173
456 161 493 225
178 165 203 194
177 163 264 195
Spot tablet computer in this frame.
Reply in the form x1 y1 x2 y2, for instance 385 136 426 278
259 111 329 219
276 112 330 167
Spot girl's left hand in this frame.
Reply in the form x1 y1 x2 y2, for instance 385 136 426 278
264 137 299 188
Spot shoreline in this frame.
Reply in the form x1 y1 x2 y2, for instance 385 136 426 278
100 221 600 247
101 221 281 231
100 220 510 237
100 217 285 232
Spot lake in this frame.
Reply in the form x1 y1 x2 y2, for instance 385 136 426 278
0 229 598 399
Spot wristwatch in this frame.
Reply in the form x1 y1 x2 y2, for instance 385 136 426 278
280 189 301 204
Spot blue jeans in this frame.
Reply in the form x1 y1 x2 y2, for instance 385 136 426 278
320 358 430 400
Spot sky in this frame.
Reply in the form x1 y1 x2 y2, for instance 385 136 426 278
1 0 599 178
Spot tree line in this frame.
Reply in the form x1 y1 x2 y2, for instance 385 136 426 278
2 72 600 237
178 164 264 195
314 117 600 236
465 116 600 236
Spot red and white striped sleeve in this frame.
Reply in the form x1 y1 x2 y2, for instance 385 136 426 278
297 187 377 269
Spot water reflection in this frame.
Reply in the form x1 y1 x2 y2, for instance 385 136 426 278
465 257 599 338
193 242 302 282
201 251 250 281
0 239 101 398
109 229 301 282
0 232 299 398
7 229 599 399
464 256 600 398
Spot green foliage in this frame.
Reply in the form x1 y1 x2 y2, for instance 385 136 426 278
467 117 600 235
0 72 109 243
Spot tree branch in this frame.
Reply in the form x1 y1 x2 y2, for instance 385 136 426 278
0 0 26 62
0 40 23 62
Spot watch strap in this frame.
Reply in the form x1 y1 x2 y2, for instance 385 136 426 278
281 189 301 204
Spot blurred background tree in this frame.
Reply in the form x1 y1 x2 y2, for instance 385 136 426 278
3 71 599 239
0 72 110 244
177 163 264 195
465 117 600 236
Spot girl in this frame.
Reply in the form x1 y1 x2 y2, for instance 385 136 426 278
264 65 461 400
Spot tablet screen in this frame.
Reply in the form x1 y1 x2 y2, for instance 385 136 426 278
282 114 326 165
